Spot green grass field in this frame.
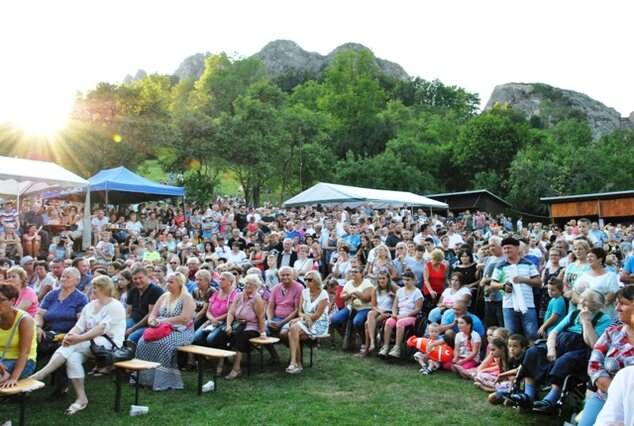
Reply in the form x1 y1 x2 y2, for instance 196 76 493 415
4 344 566 426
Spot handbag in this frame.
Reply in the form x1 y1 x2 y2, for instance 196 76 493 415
37 330 63 355
142 322 174 341
90 334 133 368
229 319 246 334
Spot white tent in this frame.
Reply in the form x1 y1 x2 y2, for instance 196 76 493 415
0 156 92 249
284 182 449 209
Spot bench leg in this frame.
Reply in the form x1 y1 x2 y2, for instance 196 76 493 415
213 358 218 393
114 368 123 412
310 344 314 368
19 392 25 426
196 355 203 396
134 371 141 405
259 345 264 373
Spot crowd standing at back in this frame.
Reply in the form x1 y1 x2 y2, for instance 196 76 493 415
0 196 633 420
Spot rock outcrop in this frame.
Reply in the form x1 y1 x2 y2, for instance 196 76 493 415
485 83 634 139
172 40 410 83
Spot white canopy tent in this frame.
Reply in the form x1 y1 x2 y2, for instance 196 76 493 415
284 182 449 210
0 156 92 249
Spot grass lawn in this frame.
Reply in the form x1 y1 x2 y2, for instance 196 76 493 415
3 344 566 426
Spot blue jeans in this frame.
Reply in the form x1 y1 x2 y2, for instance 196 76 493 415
503 307 538 340
126 318 146 344
331 307 370 334
265 317 290 335
578 392 605 426
3 359 36 379
193 324 227 348
428 307 444 324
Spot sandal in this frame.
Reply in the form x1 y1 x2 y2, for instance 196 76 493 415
285 364 303 374
354 351 368 358
225 370 241 381
65 401 88 415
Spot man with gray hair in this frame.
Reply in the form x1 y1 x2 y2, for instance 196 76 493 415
277 238 297 268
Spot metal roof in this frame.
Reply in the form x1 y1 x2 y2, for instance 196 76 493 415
425 189 512 207
540 190 634 203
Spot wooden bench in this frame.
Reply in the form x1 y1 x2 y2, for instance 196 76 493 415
112 359 160 412
301 334 330 368
247 337 280 376
177 345 236 395
0 378 44 426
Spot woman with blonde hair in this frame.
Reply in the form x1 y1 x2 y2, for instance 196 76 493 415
135 271 195 391
30 276 125 415
286 270 329 373
7 266 38 317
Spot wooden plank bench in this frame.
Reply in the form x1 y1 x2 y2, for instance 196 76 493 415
112 359 160 412
301 334 330 368
247 337 280 376
0 378 44 426
177 345 236 395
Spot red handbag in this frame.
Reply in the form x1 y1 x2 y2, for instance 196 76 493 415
143 322 174 341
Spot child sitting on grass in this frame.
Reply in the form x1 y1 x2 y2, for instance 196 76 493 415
450 315 481 375
537 278 566 338
461 327 510 380
474 337 509 391
488 334 528 405
410 323 454 375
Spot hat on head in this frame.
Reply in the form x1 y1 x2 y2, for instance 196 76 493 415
501 237 520 247
19 255 34 266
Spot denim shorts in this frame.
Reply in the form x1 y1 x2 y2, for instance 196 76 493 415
2 359 36 379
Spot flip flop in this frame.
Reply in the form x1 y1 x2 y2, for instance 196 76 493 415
65 402 88 415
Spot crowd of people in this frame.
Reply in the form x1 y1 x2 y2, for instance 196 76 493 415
0 196 632 424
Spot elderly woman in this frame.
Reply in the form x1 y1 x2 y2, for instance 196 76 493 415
579 286 634 426
32 260 55 302
378 270 424 358
508 289 612 412
365 244 396 283
286 270 329 373
34 267 88 397
0 284 36 388
7 266 38 317
224 274 267 380
293 245 313 283
31 276 125 415
135 272 195 391
192 269 216 330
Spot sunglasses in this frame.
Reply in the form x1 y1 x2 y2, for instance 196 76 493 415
304 278 313 282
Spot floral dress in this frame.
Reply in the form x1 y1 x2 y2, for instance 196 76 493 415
136 298 195 391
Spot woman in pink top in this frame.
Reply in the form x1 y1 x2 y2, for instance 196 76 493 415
191 272 237 374
224 274 267 380
7 266 38 317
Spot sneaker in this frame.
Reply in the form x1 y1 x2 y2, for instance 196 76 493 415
388 346 401 358
378 346 389 357
201 380 215 393
419 366 431 375
359 344 366 352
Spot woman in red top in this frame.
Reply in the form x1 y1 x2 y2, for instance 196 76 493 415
423 249 447 301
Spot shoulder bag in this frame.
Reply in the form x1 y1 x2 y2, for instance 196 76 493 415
90 334 134 368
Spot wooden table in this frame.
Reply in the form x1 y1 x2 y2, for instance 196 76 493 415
247 337 280 376
113 359 160 412
0 378 44 426
177 345 236 395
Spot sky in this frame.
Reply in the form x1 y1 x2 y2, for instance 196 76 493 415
1 0 632 137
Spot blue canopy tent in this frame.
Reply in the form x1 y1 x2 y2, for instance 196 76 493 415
87 167 185 204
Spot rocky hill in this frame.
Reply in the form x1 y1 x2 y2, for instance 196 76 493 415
485 83 634 139
173 40 409 82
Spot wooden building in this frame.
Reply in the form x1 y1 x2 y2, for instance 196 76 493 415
541 190 634 224
426 190 511 216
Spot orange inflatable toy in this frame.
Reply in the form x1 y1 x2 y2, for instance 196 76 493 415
406 335 454 363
